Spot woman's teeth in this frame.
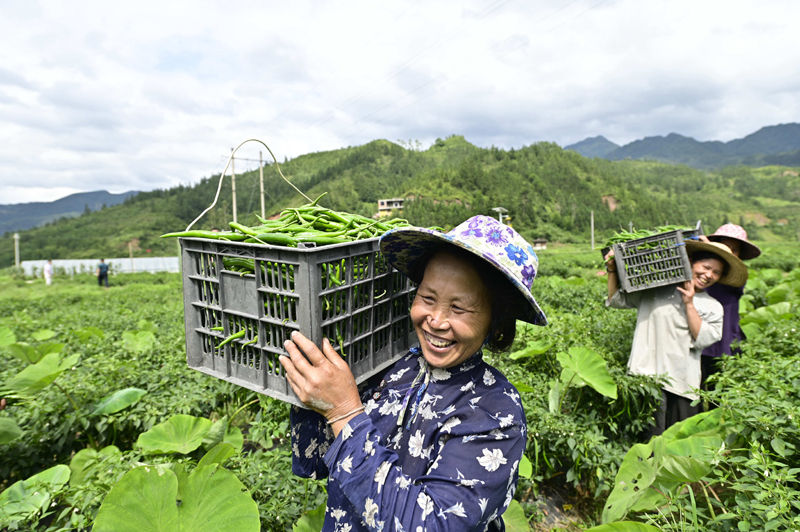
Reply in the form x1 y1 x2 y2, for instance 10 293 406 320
425 332 454 348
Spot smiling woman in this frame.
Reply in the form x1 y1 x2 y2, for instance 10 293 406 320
279 215 546 531
604 240 748 435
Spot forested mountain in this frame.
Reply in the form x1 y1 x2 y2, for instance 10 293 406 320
2 136 799 267
0 190 139 234
566 123 800 169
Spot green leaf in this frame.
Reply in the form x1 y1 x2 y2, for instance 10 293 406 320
137 414 212 454
501 500 530 531
137 319 159 333
293 501 327 532
548 380 561 414
36 342 65 357
511 381 536 393
509 339 553 360
0 327 16 347
122 330 156 354
198 443 236 469
518 454 533 479
224 426 244 452
202 416 229 450
557 347 618 399
0 417 23 444
0 464 71 522
771 437 787 458
602 439 665 523
740 302 793 327
585 523 662 532
662 409 724 442
91 388 148 416
2 353 80 397
74 326 105 341
93 465 260 532
31 329 56 341
741 322 761 339
70 445 120 486
657 454 712 483
7 342 39 364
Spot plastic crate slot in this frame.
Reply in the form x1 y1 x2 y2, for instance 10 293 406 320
321 290 349 321
391 294 411 319
374 302 390 327
351 337 370 364
374 326 390 353
392 271 407 293
201 333 218 356
352 309 372 338
321 259 348 290
260 260 296 293
196 279 220 306
193 253 217 278
264 292 298 323
199 308 223 330
353 281 373 311
323 320 349 352
375 251 390 275
353 254 372 282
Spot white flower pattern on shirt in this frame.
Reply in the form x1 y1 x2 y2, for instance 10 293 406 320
289 347 526 532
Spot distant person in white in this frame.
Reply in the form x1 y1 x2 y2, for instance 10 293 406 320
44 260 53 285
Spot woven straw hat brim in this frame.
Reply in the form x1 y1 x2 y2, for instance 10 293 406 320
379 226 547 326
707 235 762 261
685 241 748 287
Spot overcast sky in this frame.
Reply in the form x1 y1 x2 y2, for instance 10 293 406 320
1 0 799 204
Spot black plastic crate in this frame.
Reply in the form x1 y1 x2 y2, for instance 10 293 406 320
179 237 417 407
612 230 694 293
600 222 703 263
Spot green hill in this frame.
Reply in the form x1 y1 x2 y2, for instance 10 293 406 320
3 136 800 267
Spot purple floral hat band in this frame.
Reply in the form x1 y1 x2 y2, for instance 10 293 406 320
379 215 547 326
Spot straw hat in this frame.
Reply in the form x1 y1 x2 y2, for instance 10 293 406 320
707 223 761 260
380 215 547 326
685 241 748 287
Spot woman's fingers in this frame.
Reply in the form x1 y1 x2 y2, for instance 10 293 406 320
288 331 327 366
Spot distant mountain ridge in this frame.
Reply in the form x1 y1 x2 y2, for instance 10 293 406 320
0 190 139 234
565 123 800 169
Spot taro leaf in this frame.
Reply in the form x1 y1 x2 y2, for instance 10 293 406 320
122 330 156 354
557 347 618 399
740 322 761 339
293 501 327 532
662 409 724 442
0 417 23 444
548 380 561 414
91 388 148 416
31 329 56 341
740 302 792 327
137 319 159 333
585 523 662 532
2 353 80 397
202 416 229 450
628 480 677 512
766 284 794 305
501 500 530 532
92 465 260 532
511 381 536 393
75 326 105 342
137 414 212 454
198 443 236 470
657 454 713 484
69 445 120 486
601 438 665 524
36 342 65 357
509 339 553 360
518 454 533 479
7 343 38 364
0 464 71 522
224 426 244 452
0 327 16 347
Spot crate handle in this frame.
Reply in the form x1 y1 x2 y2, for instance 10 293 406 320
185 139 312 232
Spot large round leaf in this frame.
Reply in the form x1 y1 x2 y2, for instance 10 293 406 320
91 388 148 416
2 353 80 397
602 439 665 524
0 417 22 444
0 464 71 523
502 500 531 532
70 445 120 486
293 502 326 532
0 326 16 347
137 415 212 454
557 347 618 399
93 465 259 532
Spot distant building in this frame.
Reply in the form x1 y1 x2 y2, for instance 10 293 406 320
377 198 404 218
532 238 547 251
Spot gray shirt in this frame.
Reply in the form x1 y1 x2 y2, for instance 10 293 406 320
607 286 723 400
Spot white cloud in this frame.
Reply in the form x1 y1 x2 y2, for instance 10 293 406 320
0 0 799 204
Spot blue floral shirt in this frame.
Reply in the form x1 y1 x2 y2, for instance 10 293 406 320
290 347 527 532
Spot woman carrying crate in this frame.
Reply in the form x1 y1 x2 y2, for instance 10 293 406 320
280 215 546 532
604 241 747 435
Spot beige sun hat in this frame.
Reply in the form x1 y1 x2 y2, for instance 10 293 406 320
685 241 748 287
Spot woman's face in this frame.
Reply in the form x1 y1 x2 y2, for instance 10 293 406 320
717 237 741 258
691 257 725 291
411 251 492 369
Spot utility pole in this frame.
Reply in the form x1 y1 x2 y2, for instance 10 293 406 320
129 241 134 273
591 211 595 250
629 221 633 233
259 151 265 219
13 233 20 268
491 207 508 224
231 148 238 223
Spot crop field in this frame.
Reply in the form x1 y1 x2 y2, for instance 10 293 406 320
1 244 799 531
